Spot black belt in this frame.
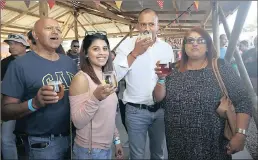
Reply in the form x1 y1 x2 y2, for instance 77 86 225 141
31 133 70 138
127 102 160 112
15 132 69 138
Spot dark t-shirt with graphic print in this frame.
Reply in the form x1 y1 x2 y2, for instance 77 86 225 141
1 51 77 135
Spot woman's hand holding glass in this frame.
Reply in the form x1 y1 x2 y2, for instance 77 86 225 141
155 60 172 79
93 84 117 101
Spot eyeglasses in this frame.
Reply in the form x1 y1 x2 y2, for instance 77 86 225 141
185 37 206 44
73 45 80 48
8 34 23 40
85 31 107 36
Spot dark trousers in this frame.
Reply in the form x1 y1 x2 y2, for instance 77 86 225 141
119 99 127 132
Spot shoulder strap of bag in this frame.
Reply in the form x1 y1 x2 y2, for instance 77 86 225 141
212 58 229 98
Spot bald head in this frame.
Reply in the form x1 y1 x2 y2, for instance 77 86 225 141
138 8 158 21
34 18 59 34
33 18 62 51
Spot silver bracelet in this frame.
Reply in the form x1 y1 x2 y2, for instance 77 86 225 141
236 128 247 136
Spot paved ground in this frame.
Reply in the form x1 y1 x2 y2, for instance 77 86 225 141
113 110 254 160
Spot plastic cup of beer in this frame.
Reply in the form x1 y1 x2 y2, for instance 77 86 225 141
103 71 118 88
47 81 64 100
158 60 172 75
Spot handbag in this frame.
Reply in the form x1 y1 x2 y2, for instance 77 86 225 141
212 58 237 140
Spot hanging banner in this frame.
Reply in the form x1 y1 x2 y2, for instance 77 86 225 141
47 0 55 9
115 1 122 10
157 0 164 9
0 0 6 10
93 0 100 9
24 0 30 8
194 1 199 12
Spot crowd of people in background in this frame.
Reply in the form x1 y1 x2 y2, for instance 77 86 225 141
1 7 257 160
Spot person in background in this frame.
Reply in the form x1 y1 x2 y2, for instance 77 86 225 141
27 30 37 51
1 18 77 159
69 32 123 159
1 34 29 160
111 50 116 61
154 27 252 160
56 44 66 55
239 40 249 55
113 8 174 159
219 34 228 59
67 40 80 68
242 36 257 94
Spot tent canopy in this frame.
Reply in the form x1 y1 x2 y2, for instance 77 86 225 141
1 0 240 40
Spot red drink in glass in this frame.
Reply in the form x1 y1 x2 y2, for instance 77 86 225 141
158 61 172 75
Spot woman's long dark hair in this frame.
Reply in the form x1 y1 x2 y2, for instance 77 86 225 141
179 27 218 72
80 33 113 85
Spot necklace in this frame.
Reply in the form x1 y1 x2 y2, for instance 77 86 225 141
187 58 207 70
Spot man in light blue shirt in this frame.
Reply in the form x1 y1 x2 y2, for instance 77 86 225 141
219 34 228 59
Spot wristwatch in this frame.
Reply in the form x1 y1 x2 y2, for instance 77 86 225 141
236 128 247 136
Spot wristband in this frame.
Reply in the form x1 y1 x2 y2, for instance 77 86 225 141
158 79 165 84
114 137 121 145
114 139 121 145
28 99 37 112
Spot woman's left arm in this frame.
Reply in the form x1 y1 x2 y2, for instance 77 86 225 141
220 62 252 128
219 61 253 153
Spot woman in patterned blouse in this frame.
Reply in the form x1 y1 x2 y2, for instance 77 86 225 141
153 27 252 160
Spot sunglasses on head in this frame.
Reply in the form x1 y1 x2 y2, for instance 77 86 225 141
85 31 107 36
185 37 206 44
8 34 23 40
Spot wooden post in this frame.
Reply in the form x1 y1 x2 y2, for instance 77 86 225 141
39 0 48 17
129 25 133 38
74 10 79 40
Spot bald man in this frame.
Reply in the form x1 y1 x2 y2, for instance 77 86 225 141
114 8 173 159
1 18 77 159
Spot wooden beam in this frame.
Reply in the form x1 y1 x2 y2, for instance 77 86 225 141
39 0 48 17
4 25 32 30
135 20 209 24
62 14 73 37
54 11 71 20
63 24 72 39
113 26 136 51
1 3 40 28
4 6 64 23
129 25 133 38
163 25 212 29
201 7 212 27
80 13 98 31
74 11 79 40
112 21 122 33
123 10 206 15
73 1 133 25
1 29 27 34
76 15 87 33
55 1 134 25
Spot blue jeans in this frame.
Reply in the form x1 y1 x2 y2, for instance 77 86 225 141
126 104 166 159
1 120 18 160
26 135 70 159
72 143 112 159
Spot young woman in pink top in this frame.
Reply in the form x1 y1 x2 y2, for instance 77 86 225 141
69 32 123 159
